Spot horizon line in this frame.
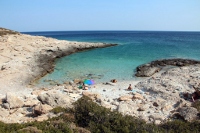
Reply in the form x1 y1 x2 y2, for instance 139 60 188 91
22 30 200 33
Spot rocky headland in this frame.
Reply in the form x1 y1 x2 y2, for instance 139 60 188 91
0 28 200 124
135 58 200 77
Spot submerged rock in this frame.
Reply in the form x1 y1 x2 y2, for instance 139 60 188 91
135 66 161 77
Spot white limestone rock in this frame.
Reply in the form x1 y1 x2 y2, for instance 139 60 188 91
6 92 24 109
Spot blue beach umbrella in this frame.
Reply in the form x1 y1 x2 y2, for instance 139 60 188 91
84 79 95 85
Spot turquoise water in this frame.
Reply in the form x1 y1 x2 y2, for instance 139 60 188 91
25 31 200 86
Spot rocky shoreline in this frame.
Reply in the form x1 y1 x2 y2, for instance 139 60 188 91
0 32 116 95
31 39 117 85
0 29 200 124
135 58 200 77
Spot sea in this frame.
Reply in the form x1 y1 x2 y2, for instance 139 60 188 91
24 31 200 86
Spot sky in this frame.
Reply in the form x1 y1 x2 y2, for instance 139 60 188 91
0 0 200 32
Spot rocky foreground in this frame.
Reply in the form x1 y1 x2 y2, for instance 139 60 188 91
0 28 200 124
0 64 200 124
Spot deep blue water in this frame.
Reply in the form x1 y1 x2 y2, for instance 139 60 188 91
24 31 200 86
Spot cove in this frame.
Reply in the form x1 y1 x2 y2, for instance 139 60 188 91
25 31 200 86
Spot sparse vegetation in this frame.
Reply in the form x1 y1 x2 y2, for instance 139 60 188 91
74 96 163 133
74 96 200 133
51 106 67 114
161 120 200 133
0 27 19 36
0 116 73 133
0 96 200 132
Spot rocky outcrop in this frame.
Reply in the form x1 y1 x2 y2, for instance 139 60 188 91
176 107 199 122
38 91 73 108
135 66 161 77
135 59 200 77
33 103 53 116
5 92 24 109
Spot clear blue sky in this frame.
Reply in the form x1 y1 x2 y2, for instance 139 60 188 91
0 0 200 32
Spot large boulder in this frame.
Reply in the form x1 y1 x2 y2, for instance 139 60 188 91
177 107 199 122
38 91 73 108
6 92 24 109
33 103 53 116
24 99 40 107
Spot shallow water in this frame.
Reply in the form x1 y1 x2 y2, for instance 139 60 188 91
25 31 200 86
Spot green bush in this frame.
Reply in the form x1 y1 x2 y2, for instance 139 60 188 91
17 126 42 133
51 106 67 114
0 115 73 133
161 120 200 133
74 96 163 133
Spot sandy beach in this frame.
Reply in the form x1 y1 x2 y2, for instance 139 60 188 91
0 30 200 124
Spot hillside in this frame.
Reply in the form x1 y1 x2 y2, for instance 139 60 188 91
0 27 19 36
